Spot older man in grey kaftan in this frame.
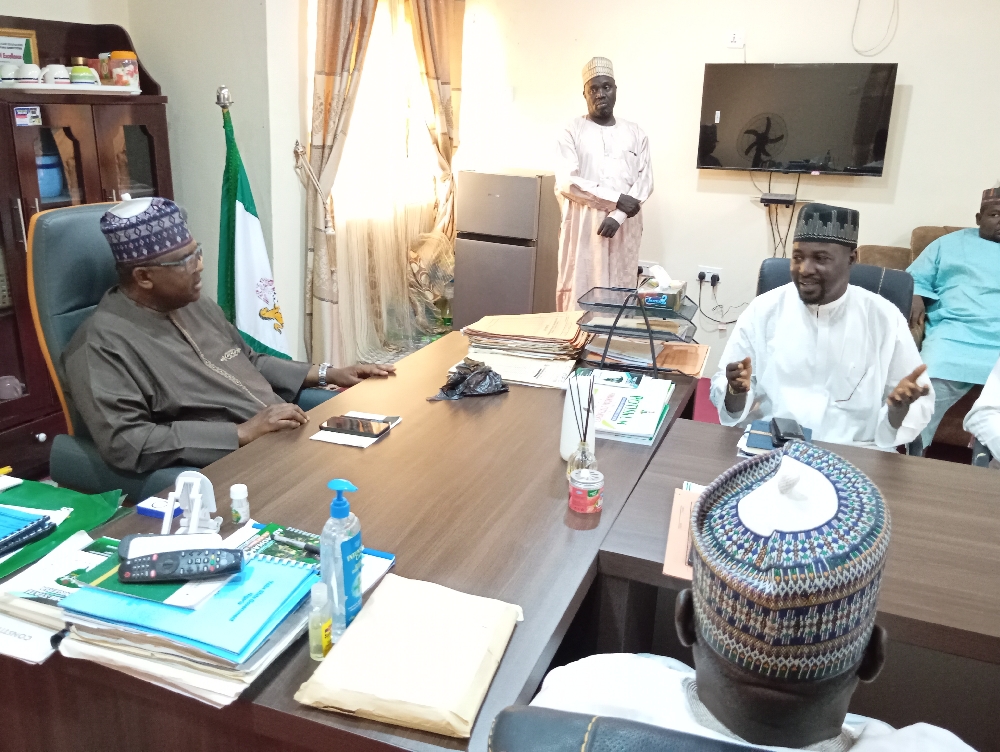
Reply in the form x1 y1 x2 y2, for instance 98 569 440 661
64 197 393 475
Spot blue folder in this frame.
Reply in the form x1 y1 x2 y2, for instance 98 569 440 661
60 557 318 665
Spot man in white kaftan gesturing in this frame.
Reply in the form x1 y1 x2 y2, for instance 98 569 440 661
555 57 653 311
710 203 934 451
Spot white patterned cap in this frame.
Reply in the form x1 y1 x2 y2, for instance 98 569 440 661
691 442 890 681
582 57 614 85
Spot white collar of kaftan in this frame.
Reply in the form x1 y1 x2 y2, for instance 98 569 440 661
803 284 851 318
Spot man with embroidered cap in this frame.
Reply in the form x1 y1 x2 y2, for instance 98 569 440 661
907 185 1000 450
555 56 653 311
709 203 934 450
531 443 974 750
63 198 393 474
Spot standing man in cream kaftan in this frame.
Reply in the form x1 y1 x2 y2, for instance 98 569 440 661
555 57 653 311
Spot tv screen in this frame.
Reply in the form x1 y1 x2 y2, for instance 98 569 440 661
697 63 897 176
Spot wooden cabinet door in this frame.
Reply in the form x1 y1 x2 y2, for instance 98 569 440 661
93 104 173 202
9 103 102 226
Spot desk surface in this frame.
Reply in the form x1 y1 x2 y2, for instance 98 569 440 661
92 333 696 752
600 419 1000 666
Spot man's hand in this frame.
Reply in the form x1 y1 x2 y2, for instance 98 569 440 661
597 217 621 238
909 295 926 333
724 357 752 414
237 403 309 446
616 194 641 218
329 363 396 388
886 364 930 429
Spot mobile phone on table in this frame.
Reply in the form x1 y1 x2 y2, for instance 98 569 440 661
320 415 391 438
770 417 805 446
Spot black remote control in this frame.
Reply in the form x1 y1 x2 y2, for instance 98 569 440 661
118 549 244 583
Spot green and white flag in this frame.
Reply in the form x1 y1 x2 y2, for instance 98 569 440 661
218 108 291 359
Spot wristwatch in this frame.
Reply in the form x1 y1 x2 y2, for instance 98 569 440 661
317 362 331 388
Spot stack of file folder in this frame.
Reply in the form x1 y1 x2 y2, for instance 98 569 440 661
460 312 590 389
463 311 589 360
58 555 318 706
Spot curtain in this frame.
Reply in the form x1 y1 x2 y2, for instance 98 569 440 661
302 0 378 365
406 0 465 333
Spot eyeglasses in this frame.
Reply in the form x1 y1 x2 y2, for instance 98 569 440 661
142 244 203 272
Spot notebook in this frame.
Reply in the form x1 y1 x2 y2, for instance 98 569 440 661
59 557 318 665
0 507 54 558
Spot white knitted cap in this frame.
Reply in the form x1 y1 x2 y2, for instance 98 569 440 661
582 57 614 84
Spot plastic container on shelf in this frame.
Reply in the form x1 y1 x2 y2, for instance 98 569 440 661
36 154 64 198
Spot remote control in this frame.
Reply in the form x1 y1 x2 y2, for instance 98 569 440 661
118 549 244 583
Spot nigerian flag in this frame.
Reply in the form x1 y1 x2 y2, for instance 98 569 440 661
217 108 291 359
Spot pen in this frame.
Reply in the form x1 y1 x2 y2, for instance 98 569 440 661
0 466 11 476
273 532 321 556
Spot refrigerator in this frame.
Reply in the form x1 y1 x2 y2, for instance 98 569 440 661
452 170 561 330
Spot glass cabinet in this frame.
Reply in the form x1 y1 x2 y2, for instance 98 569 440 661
0 96 172 477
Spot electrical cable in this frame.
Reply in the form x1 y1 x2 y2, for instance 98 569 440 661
696 280 743 326
852 0 899 57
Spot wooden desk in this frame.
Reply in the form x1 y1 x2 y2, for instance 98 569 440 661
3 333 695 752
598 418 1000 750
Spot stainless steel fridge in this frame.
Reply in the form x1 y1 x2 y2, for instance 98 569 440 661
452 170 561 330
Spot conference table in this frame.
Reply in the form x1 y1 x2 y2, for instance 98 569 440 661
2 332 696 752
597 419 1000 752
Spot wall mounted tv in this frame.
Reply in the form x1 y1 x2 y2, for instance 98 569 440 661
697 63 897 176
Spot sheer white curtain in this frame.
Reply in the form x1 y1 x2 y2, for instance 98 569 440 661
331 0 440 363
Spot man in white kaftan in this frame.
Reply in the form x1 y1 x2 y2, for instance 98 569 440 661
964 352 1000 460
711 203 933 451
555 57 653 311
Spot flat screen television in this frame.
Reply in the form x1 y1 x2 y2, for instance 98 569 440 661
697 63 897 176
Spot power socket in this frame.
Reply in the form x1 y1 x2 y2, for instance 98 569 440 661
698 266 723 286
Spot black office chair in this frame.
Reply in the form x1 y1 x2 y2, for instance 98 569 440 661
756 258 914 320
27 204 196 500
971 438 994 468
490 706 753 751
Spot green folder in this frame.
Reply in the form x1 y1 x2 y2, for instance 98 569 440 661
0 481 121 580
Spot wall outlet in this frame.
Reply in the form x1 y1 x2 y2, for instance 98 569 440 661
698 266 723 286
726 30 745 48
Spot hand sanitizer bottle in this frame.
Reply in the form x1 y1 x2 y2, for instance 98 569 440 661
320 479 362 642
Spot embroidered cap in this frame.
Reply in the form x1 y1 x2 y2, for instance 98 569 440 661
100 197 194 264
982 185 1000 206
690 442 890 681
582 56 614 85
793 203 860 249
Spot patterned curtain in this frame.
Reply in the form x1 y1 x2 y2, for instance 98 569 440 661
301 0 377 364
405 0 465 333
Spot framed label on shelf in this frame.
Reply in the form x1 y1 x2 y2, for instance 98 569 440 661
0 28 39 66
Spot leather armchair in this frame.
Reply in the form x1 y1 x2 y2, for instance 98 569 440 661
489 706 752 751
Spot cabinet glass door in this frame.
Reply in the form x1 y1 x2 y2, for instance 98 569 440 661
94 105 173 202
10 103 101 224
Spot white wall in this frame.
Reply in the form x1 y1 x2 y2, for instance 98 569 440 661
456 0 1000 373
127 0 309 360
0 1 127 25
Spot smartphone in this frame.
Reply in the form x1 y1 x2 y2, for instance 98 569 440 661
320 415 392 438
770 417 805 446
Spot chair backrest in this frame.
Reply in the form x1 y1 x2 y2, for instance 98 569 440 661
756 258 914 320
27 204 117 436
491 706 752 751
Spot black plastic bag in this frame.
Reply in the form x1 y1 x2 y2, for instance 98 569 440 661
428 358 509 401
